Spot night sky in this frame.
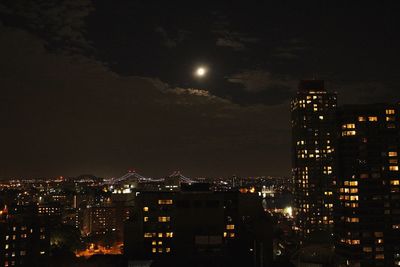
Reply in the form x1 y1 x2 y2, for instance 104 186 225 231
1 1 400 178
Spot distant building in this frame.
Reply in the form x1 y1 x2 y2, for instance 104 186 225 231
124 184 273 267
291 80 337 237
335 104 400 267
38 202 62 221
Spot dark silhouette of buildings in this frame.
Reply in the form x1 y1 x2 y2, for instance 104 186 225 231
0 206 50 267
124 184 272 267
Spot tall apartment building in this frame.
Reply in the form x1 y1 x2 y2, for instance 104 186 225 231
335 104 400 267
124 184 272 267
291 80 337 237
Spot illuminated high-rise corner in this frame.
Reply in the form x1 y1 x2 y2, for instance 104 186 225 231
335 103 400 267
291 80 337 238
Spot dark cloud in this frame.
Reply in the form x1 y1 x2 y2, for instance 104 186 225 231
0 24 291 179
224 70 296 105
154 27 189 48
2 1 400 179
216 37 245 51
0 0 94 53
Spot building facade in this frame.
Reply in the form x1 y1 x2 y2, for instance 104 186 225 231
335 104 400 267
124 184 272 267
291 80 337 237
0 211 50 267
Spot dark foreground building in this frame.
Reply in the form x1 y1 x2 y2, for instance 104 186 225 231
124 184 272 267
0 207 50 267
335 104 400 267
291 80 337 237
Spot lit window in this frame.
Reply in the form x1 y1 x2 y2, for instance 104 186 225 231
389 152 398 157
368 116 378 121
144 233 153 238
144 217 149 222
152 248 156 253
342 130 356 136
358 116 366 122
158 241 162 245
363 246 372 252
158 199 173 205
342 123 355 129
226 224 235 230
349 181 358 186
166 247 171 253
223 232 227 238
158 216 170 222
229 233 235 238
152 241 156 245
375 254 384 260
347 217 359 223
386 116 395 121
143 207 149 212
374 232 384 237
158 233 163 238
350 196 359 201
391 180 400 185
390 166 399 171
386 109 395 115
158 248 163 253
165 232 174 238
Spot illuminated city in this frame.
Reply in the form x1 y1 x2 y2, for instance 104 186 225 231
1 1 400 267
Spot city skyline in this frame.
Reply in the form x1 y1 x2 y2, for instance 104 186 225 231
1 1 400 179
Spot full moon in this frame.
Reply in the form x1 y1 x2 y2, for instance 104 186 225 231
195 67 207 77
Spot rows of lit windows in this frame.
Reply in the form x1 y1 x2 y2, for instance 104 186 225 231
144 232 174 238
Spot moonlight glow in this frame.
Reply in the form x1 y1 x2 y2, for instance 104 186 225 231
195 67 207 77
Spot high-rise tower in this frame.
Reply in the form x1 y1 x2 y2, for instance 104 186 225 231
335 104 400 267
291 80 337 237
